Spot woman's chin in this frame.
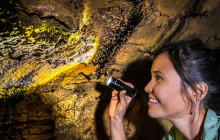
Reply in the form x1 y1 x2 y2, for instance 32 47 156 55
148 109 161 118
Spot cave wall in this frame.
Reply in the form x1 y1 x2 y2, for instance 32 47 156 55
0 0 220 139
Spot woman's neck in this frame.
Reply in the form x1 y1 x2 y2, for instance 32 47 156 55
170 109 206 140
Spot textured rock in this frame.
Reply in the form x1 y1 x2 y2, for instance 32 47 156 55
0 0 220 139
18 0 83 31
0 93 55 139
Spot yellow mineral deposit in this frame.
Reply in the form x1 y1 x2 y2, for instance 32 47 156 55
0 1 99 98
23 24 70 45
30 62 80 87
82 0 92 26
29 35 99 87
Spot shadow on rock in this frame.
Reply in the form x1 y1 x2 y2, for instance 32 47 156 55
0 92 56 139
95 82 112 140
121 58 165 140
95 58 165 140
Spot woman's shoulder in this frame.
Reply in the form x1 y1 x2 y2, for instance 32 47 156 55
162 110 220 140
201 109 220 140
162 126 185 140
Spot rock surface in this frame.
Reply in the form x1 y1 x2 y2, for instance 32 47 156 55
0 0 220 139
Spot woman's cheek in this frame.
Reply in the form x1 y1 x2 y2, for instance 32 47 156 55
154 84 167 102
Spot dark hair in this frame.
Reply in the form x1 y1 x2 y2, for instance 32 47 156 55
153 39 220 114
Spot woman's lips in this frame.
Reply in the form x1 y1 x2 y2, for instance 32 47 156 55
148 96 159 106
149 98 159 103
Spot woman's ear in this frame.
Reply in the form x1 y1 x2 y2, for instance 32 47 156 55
195 82 208 100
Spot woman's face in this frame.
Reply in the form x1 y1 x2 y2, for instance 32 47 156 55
145 52 190 120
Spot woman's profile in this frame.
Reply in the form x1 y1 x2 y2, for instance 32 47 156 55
109 39 220 140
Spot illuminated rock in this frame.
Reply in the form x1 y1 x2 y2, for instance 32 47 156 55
0 0 220 139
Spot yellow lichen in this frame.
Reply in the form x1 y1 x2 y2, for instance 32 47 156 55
0 1 99 98
82 0 92 26
30 62 80 87
0 60 40 89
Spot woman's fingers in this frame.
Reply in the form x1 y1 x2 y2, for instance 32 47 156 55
109 81 134 119
112 90 119 99
109 90 119 118
119 90 127 106
119 90 132 107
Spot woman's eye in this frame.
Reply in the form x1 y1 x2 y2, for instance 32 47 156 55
155 75 163 81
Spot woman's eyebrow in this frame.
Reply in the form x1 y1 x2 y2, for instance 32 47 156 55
153 70 165 75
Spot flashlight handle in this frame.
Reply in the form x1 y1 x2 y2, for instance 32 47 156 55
110 77 137 98
121 83 137 98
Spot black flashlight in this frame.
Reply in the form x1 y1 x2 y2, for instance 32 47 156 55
106 76 137 98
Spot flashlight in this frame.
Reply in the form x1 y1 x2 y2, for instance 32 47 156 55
106 76 137 98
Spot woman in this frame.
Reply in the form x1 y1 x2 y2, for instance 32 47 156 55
109 39 220 140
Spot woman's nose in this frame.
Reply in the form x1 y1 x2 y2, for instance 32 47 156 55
144 80 153 93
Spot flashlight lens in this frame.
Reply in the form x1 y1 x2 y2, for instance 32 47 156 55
106 76 112 86
105 76 137 98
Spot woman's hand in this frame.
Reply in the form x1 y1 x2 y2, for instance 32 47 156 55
109 87 133 120
109 81 134 140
